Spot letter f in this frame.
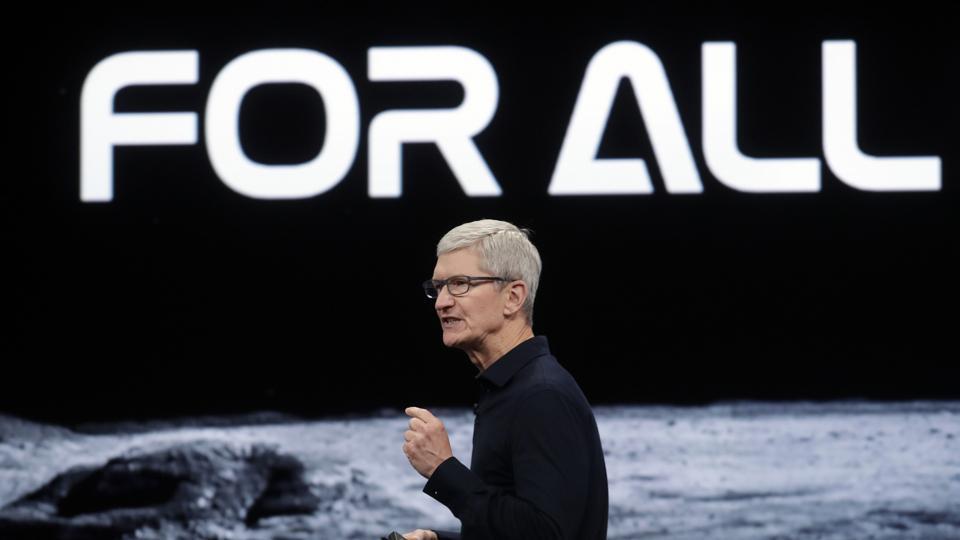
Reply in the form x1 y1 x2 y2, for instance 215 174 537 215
80 51 199 202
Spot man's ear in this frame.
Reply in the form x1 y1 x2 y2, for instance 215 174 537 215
503 280 528 317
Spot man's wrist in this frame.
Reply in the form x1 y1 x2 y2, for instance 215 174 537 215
428 454 454 479
427 456 453 480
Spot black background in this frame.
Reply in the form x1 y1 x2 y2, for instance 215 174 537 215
4 5 957 424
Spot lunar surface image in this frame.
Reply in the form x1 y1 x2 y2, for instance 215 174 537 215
1 401 958 539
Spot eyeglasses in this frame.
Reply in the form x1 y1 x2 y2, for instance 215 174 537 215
422 275 509 299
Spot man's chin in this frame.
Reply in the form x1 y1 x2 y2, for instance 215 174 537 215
441 330 469 350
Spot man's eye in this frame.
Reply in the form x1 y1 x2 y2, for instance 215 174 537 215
450 278 469 287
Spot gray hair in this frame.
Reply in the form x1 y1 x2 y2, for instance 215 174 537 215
437 219 542 324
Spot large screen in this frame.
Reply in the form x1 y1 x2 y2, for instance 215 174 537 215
2 7 958 540
5 8 956 421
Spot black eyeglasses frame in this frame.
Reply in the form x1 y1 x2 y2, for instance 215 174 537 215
422 275 510 299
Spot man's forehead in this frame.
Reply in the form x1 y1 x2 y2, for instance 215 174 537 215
432 247 482 278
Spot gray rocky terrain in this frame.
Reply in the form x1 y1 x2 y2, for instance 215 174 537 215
1 402 958 539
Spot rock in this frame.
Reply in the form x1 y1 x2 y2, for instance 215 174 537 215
0 441 321 539
245 453 320 525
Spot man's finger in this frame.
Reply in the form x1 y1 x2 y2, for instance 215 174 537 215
404 429 416 442
405 406 436 423
409 417 428 431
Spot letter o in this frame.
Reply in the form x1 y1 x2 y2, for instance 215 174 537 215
205 49 360 199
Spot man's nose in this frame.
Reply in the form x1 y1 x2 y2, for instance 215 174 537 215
434 285 455 311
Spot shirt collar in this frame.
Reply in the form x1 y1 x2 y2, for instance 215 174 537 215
477 335 550 388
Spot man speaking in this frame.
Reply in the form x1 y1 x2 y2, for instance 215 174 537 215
401 219 608 540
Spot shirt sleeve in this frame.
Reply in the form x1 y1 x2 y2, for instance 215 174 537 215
423 388 591 539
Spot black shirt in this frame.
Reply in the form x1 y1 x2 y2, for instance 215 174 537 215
423 336 608 540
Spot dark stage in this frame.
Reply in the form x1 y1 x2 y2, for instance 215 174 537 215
2 6 958 538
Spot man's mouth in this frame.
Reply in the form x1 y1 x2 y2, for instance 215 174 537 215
441 317 463 329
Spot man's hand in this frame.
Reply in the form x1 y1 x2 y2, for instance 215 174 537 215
402 529 438 540
402 406 453 479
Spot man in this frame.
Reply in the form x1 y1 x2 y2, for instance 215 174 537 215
401 219 608 540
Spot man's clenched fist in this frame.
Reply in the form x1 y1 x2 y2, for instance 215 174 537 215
402 529 438 540
402 406 453 478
